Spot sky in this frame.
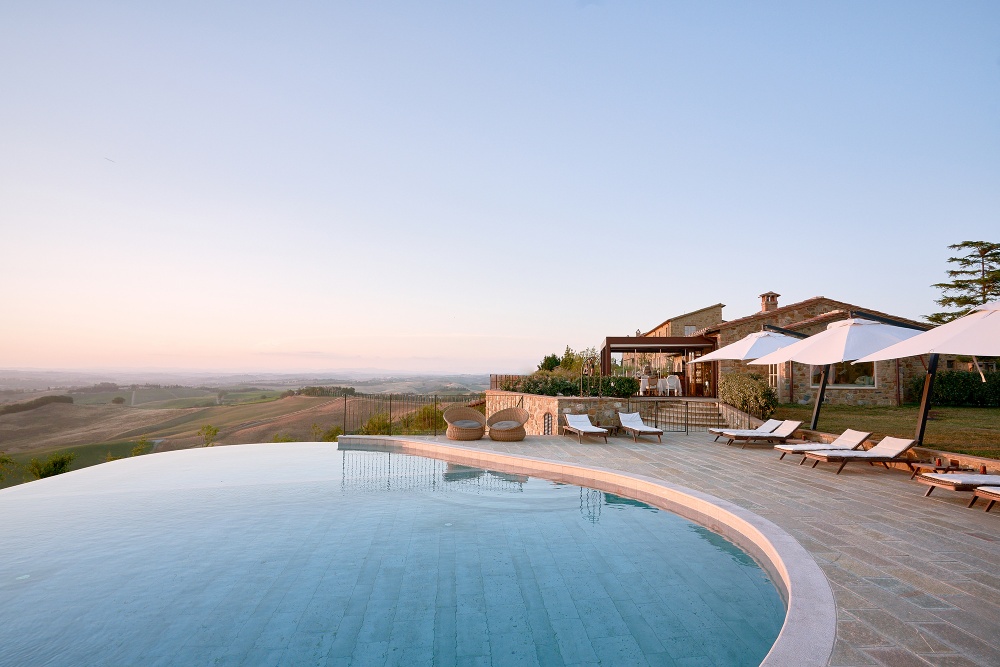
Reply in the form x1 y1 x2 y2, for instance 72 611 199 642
2 1 998 374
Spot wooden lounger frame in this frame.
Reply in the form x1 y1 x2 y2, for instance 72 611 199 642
562 424 608 444
969 487 1000 512
621 425 662 443
915 474 1000 498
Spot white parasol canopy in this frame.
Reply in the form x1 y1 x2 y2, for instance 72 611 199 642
688 331 800 364
749 318 922 367
854 300 1000 362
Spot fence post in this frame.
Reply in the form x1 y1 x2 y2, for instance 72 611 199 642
343 393 348 434
388 394 392 436
685 401 689 435
434 394 438 437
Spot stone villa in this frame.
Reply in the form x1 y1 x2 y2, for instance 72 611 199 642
607 292 937 406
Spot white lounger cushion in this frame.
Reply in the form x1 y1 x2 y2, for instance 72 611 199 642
564 414 607 433
618 412 662 433
808 436 914 459
775 429 871 453
976 486 1000 495
921 473 1000 485
726 420 800 440
709 419 781 436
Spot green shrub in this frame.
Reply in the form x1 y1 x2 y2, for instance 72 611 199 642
0 452 16 482
907 370 1000 407
538 353 560 372
499 373 640 398
358 412 392 435
311 423 343 442
28 452 76 479
718 373 777 419
198 424 219 446
599 376 640 398
272 433 295 443
397 404 445 434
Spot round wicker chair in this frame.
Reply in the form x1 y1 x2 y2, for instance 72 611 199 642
487 407 529 442
443 406 486 441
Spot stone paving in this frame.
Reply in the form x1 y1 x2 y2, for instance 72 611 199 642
448 432 1000 667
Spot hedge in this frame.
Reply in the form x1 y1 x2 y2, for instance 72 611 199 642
717 373 777 419
907 370 1000 407
499 374 640 398
0 395 73 416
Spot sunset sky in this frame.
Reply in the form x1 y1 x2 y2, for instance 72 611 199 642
2 2 998 374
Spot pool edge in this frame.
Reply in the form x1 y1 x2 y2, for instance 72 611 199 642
339 434 836 667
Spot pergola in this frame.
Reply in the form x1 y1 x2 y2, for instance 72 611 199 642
599 336 717 393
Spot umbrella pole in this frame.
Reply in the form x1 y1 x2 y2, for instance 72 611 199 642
810 364 830 430
915 354 939 446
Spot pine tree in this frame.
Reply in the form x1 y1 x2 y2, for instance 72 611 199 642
927 241 1000 324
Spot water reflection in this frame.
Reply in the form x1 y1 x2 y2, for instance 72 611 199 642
338 448 673 524
339 450 526 494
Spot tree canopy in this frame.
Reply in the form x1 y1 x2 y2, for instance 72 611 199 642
928 241 1000 324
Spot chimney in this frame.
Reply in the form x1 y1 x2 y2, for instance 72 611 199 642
760 291 780 313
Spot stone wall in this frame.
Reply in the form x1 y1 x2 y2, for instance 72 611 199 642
711 299 937 407
485 391 635 436
648 304 724 337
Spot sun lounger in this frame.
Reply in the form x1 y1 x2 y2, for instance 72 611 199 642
618 412 663 443
915 473 1000 498
724 420 802 448
802 436 916 475
563 413 608 443
775 428 872 461
709 418 781 443
970 486 1000 512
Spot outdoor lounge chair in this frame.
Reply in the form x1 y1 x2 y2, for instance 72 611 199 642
775 428 872 461
563 413 608 443
709 418 781 443
487 407 529 442
970 486 1000 512
618 412 662 443
723 420 802 448
802 436 916 475
914 473 1000 498
443 406 486 441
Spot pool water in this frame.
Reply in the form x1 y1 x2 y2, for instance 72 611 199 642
0 444 784 666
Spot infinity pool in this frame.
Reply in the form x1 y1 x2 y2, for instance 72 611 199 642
0 443 784 666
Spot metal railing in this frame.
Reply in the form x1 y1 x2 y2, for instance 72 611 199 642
340 393 485 436
623 399 724 434
490 374 526 390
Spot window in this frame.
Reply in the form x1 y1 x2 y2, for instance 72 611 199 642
684 325 696 336
767 364 779 389
811 362 876 388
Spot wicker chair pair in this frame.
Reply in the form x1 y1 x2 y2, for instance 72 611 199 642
443 406 529 442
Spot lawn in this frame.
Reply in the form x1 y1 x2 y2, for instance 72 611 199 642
772 404 1000 458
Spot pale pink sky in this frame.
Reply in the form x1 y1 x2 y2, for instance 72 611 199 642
3 3 997 374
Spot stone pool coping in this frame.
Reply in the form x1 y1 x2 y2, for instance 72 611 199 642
338 434 838 667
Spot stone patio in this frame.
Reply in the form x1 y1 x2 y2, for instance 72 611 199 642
447 432 1000 667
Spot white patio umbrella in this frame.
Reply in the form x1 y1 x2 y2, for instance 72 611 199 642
854 300 1000 444
749 318 923 430
687 331 801 364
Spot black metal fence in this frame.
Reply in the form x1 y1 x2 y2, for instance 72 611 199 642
623 399 724 434
341 393 486 436
490 374 526 390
